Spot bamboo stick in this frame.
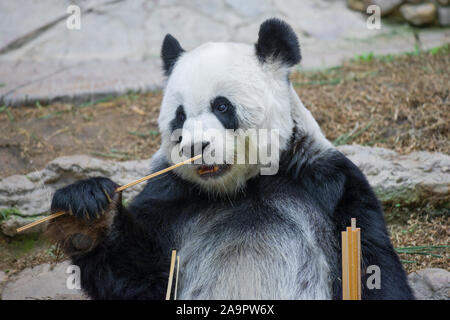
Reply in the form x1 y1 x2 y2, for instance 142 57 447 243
16 155 202 233
342 231 350 300
356 226 361 300
16 211 66 233
116 154 201 192
342 218 361 300
166 250 177 300
174 255 180 300
348 226 357 300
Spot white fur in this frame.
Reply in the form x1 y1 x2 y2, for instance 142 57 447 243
176 195 332 300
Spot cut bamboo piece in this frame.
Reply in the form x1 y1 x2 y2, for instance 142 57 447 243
174 255 180 300
341 232 350 300
356 226 361 300
16 155 202 233
166 250 177 300
342 219 361 300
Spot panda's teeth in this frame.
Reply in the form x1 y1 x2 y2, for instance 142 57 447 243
198 166 213 175
198 165 221 175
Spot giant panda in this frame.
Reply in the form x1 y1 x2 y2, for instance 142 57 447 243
46 18 414 300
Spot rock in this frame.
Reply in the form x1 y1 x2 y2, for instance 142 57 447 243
438 5 450 26
0 175 34 193
408 268 450 300
1 261 88 300
364 0 404 16
1 146 449 236
0 216 47 237
437 0 450 6
224 0 274 17
337 145 450 208
0 270 6 297
400 3 437 26
347 0 366 12
0 155 151 236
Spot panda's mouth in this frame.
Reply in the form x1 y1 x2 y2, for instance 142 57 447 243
196 164 231 178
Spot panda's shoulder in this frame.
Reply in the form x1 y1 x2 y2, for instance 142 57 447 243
280 146 378 213
283 147 363 182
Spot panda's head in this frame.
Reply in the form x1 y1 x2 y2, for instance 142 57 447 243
158 18 308 194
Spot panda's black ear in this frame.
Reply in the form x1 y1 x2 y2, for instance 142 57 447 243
255 18 301 67
161 34 185 76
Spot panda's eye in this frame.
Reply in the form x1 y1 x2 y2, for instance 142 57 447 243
210 97 238 130
216 104 228 113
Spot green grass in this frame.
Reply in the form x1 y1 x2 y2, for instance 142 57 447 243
293 64 378 87
333 121 373 146
35 101 43 110
127 130 160 137
352 44 450 64
0 233 46 262
353 52 375 62
6 109 14 122
395 245 449 263
37 110 70 120
0 208 22 221
90 151 130 159
1 105 15 122
429 44 450 55
294 78 342 87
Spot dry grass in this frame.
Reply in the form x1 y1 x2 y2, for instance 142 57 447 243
291 48 449 154
389 214 449 273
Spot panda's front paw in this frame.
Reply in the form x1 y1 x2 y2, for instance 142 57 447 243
46 177 121 255
51 177 120 221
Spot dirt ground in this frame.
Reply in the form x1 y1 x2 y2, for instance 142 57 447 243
0 47 449 275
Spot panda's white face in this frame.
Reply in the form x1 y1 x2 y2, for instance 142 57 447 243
156 19 325 194
158 42 295 194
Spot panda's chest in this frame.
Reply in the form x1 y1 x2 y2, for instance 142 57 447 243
175 195 332 300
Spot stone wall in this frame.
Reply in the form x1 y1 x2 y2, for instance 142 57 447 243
348 0 450 26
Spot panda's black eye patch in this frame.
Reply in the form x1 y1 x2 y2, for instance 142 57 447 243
177 109 186 122
170 105 186 134
211 97 238 130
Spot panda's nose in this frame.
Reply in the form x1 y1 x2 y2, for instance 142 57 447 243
182 142 210 158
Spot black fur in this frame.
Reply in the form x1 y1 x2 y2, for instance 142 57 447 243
282 147 414 299
211 96 239 130
161 34 184 76
255 18 301 67
51 177 118 220
53 141 413 299
170 105 186 133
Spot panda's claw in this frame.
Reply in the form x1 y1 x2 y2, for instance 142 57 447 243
102 188 113 203
50 177 119 222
